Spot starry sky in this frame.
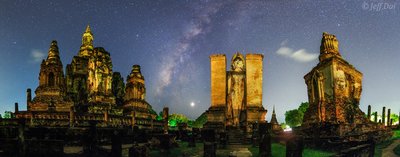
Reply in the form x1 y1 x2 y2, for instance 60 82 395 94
1 0 399 122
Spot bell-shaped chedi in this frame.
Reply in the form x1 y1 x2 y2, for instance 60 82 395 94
79 25 94 57
270 106 283 134
123 65 157 129
319 32 342 61
29 40 73 112
66 26 115 105
301 32 391 142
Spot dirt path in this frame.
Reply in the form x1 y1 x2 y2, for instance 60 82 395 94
382 139 400 157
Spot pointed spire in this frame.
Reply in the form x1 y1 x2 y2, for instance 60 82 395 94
270 105 279 124
80 25 94 54
85 25 91 33
129 64 143 79
47 40 60 61
273 105 276 114
131 65 141 73
319 32 342 61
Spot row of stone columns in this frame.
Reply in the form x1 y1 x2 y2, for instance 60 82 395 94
367 105 397 126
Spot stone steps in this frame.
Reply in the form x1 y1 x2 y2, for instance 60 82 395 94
227 129 244 144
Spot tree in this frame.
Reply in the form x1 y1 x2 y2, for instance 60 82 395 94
298 102 309 113
192 112 207 128
284 102 310 127
285 109 303 127
168 113 189 127
280 123 288 130
3 111 13 119
390 113 399 124
156 111 163 121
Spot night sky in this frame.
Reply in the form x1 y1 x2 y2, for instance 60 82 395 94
1 0 399 122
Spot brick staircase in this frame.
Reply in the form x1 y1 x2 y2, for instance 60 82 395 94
227 128 244 145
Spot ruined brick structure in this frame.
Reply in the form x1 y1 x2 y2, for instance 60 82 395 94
301 32 391 142
270 106 283 134
205 52 267 135
66 26 115 105
30 40 73 112
15 26 159 129
123 65 157 127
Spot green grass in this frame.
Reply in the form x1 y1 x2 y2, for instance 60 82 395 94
394 144 400 156
392 130 400 140
149 142 334 157
149 141 203 157
374 129 400 157
249 143 333 157
247 143 287 157
374 139 395 157
392 129 400 156
303 148 334 157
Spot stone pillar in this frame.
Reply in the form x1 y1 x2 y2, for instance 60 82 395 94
286 136 304 157
83 121 97 155
390 119 393 126
387 109 391 126
202 129 216 157
163 107 169 134
18 119 26 157
367 105 371 120
368 136 375 157
210 54 226 107
131 111 135 129
374 112 378 123
382 107 385 125
15 102 19 114
69 106 75 127
259 123 271 157
245 54 263 108
104 110 109 123
27 88 31 111
111 130 122 157
151 118 154 130
188 132 196 147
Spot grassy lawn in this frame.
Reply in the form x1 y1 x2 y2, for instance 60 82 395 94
149 141 203 157
374 129 400 157
394 144 400 156
249 143 333 157
374 138 394 157
393 129 400 156
303 147 335 157
149 141 333 157
148 130 400 156
392 129 400 140
247 143 287 157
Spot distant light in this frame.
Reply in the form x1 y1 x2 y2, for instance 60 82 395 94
190 102 195 107
284 128 292 132
284 125 292 132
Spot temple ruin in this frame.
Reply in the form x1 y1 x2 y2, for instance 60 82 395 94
204 52 267 139
15 26 159 129
301 32 392 142
270 106 283 134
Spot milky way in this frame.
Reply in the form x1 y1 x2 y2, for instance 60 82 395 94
0 1 399 122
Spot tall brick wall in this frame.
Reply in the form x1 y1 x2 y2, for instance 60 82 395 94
210 54 226 107
245 54 263 107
